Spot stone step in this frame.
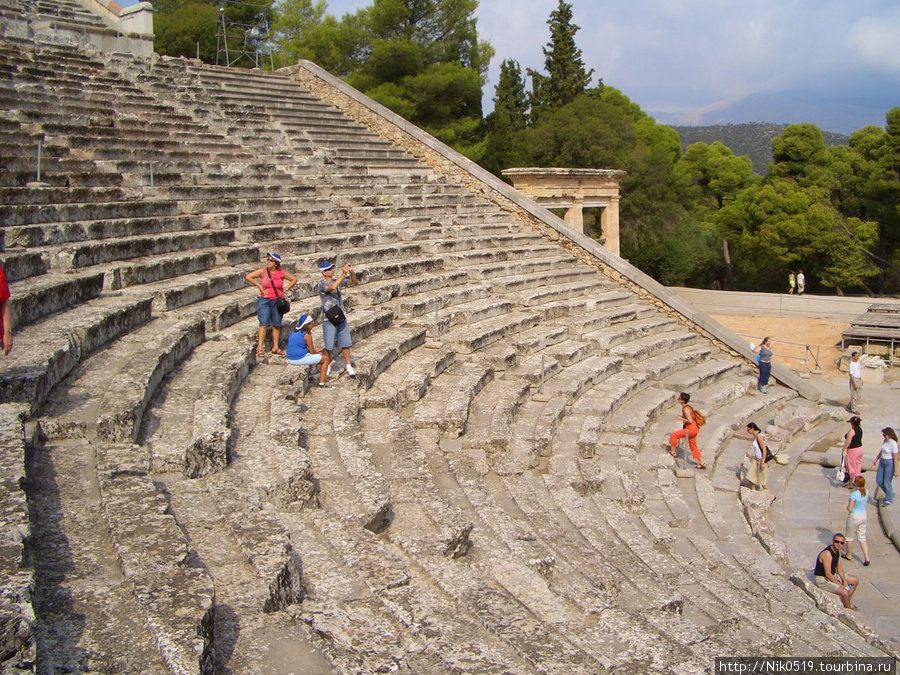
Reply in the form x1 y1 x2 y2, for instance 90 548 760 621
142 337 253 477
104 243 259 290
444 243 562 268
606 386 681 434
608 328 699 364
0 294 153 412
0 404 34 669
95 443 216 672
445 309 541 354
424 432 696 668
38 315 205 443
26 438 176 672
47 229 235 269
462 376 532 451
396 281 491 319
3 211 199 247
358 269 469 310
541 354 624 404
348 323 427 391
412 359 494 437
583 315 679 351
361 343 457 411
8 268 105 328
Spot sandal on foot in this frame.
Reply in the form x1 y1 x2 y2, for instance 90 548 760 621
863 560 870 566
696 463 707 470
272 348 286 355
668 450 677 457
841 553 851 560
256 348 264 358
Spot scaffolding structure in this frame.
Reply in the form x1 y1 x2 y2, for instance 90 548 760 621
216 0 274 70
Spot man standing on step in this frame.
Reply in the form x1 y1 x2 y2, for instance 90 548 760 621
814 533 859 609
848 351 862 413
0 261 11 356
318 261 357 384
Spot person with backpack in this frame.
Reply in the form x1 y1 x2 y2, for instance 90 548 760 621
668 392 706 469
317 261 358 383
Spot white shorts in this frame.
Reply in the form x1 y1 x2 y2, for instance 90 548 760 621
845 511 867 542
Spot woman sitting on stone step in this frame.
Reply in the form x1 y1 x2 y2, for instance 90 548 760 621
246 252 297 358
668 392 705 469
286 313 327 383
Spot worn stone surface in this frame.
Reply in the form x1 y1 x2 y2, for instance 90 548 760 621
0 15 896 672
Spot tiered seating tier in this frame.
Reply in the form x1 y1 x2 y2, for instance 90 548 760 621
0 7 894 670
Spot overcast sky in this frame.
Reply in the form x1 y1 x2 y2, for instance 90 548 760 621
130 0 900 132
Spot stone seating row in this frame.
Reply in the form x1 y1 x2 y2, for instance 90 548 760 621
51 242 760 664
1 232 569 413
0 404 34 670
6 18 893 667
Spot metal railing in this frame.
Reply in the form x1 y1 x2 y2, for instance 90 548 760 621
733 333 822 373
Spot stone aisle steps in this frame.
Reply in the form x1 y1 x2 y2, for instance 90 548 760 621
627 388 880 654
26 437 179 673
409 426 704 671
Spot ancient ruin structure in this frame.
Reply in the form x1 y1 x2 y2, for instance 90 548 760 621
0 0 895 671
503 167 625 255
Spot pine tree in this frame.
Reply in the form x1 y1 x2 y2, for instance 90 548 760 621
481 59 528 174
528 0 593 121
491 59 528 130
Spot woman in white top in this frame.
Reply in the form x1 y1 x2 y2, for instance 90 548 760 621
746 422 775 502
873 427 898 506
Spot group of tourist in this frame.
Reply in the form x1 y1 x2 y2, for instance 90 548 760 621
814 417 898 608
837 416 897 507
787 270 806 295
246 253 357 387
662 328 897 612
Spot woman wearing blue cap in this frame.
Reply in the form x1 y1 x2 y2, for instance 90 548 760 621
286 313 328 384
246 252 296 357
318 261 357 380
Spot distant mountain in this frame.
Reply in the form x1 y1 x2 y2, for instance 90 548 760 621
671 124 849 175
650 89 892 137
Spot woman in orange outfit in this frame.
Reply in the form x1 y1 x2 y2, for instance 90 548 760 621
669 392 705 469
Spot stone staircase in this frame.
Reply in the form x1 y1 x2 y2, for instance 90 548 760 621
0 2 896 671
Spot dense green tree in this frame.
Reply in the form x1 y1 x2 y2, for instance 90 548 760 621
280 0 492 156
481 59 529 175
155 0 275 65
527 0 593 121
718 176 879 293
271 0 327 67
675 142 754 213
154 1 219 61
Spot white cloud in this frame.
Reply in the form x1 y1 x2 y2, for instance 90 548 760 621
849 14 900 70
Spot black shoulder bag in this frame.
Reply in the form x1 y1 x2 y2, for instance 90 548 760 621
266 269 290 315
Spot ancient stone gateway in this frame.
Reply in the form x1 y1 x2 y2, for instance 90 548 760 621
502 167 626 255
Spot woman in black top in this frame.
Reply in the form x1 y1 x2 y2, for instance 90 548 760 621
841 416 863 486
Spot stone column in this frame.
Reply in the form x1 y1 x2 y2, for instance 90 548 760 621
564 196 584 234
600 196 620 256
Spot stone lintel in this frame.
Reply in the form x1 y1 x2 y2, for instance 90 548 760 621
502 167 626 255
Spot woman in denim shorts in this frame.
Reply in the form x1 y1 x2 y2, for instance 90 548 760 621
245 252 296 357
